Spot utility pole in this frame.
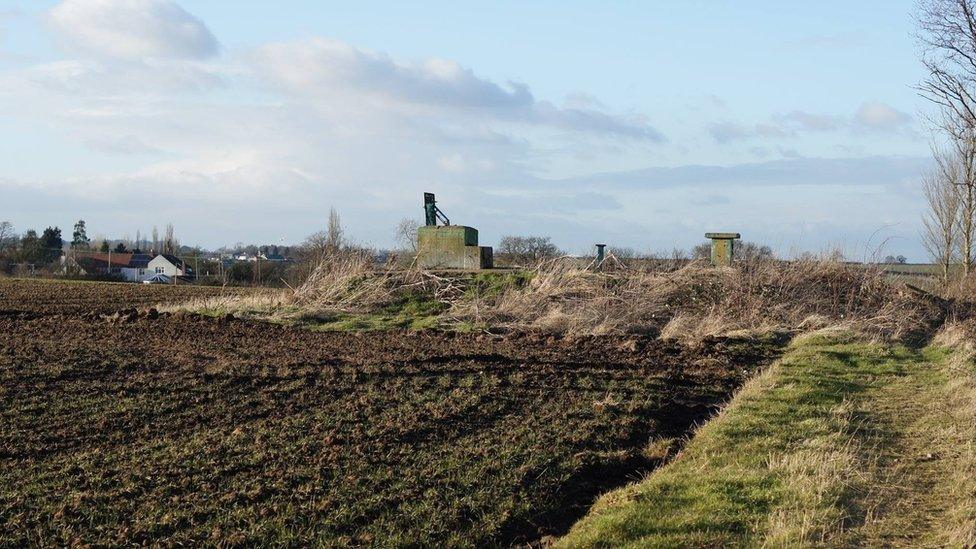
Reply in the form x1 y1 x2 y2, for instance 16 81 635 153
107 247 112 278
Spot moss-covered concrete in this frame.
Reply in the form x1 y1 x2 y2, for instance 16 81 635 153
417 226 493 269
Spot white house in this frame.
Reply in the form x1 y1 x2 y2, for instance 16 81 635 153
147 254 192 278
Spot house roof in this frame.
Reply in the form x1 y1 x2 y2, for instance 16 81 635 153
129 254 152 268
154 254 192 271
72 252 137 268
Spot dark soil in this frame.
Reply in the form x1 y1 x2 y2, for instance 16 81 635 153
0 279 783 547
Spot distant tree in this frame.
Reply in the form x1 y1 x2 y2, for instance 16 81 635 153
301 208 346 261
100 240 110 253
152 225 159 253
691 242 711 260
19 230 41 263
0 221 15 256
607 246 640 259
737 242 774 261
497 236 562 265
39 227 63 263
163 223 178 254
395 218 420 253
71 220 90 249
114 242 128 254
326 208 343 253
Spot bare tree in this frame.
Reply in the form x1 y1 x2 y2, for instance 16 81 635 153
326 208 343 253
917 1 976 129
607 246 640 260
917 1 976 274
496 236 562 265
932 132 976 274
394 218 420 253
152 225 159 254
950 132 976 274
163 223 178 254
0 221 15 254
300 208 346 261
922 157 963 285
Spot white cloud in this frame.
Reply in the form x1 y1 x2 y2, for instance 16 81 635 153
710 102 913 143
28 58 224 94
251 38 663 140
854 101 912 131
777 110 845 132
708 121 752 143
49 0 219 60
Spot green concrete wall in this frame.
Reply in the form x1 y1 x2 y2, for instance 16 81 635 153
417 226 492 269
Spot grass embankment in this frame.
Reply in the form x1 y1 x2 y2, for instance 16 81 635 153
167 270 534 332
560 331 976 547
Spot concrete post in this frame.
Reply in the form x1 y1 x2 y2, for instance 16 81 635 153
705 232 740 267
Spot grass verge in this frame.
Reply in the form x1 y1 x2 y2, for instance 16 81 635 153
558 330 976 547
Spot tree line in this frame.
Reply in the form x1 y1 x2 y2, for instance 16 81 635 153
0 219 187 274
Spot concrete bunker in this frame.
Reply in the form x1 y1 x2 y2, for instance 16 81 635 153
416 193 493 269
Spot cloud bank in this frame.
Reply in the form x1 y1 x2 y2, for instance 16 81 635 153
708 102 914 143
252 38 664 140
0 0 930 260
49 0 219 59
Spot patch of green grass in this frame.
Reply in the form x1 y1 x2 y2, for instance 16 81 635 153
464 270 533 300
559 331 927 547
307 291 448 332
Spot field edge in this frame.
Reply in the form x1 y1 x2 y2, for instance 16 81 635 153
557 329 976 547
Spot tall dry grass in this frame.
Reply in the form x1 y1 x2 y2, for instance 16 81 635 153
193 251 943 342
292 249 464 314
449 256 941 341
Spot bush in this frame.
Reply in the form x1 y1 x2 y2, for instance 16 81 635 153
496 236 562 266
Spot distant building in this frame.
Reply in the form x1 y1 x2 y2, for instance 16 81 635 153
147 254 193 278
65 252 152 282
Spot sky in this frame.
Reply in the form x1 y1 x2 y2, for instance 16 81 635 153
0 0 938 258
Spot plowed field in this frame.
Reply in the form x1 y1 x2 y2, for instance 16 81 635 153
0 278 781 546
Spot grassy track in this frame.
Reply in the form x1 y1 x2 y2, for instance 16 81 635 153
559 331 976 547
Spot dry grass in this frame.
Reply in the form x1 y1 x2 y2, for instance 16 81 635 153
156 291 290 318
171 253 943 343
928 325 976 546
761 400 862 546
451 257 938 342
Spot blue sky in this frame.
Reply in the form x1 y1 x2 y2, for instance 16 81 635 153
0 0 936 257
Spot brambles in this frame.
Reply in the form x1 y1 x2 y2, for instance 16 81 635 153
449 257 940 343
